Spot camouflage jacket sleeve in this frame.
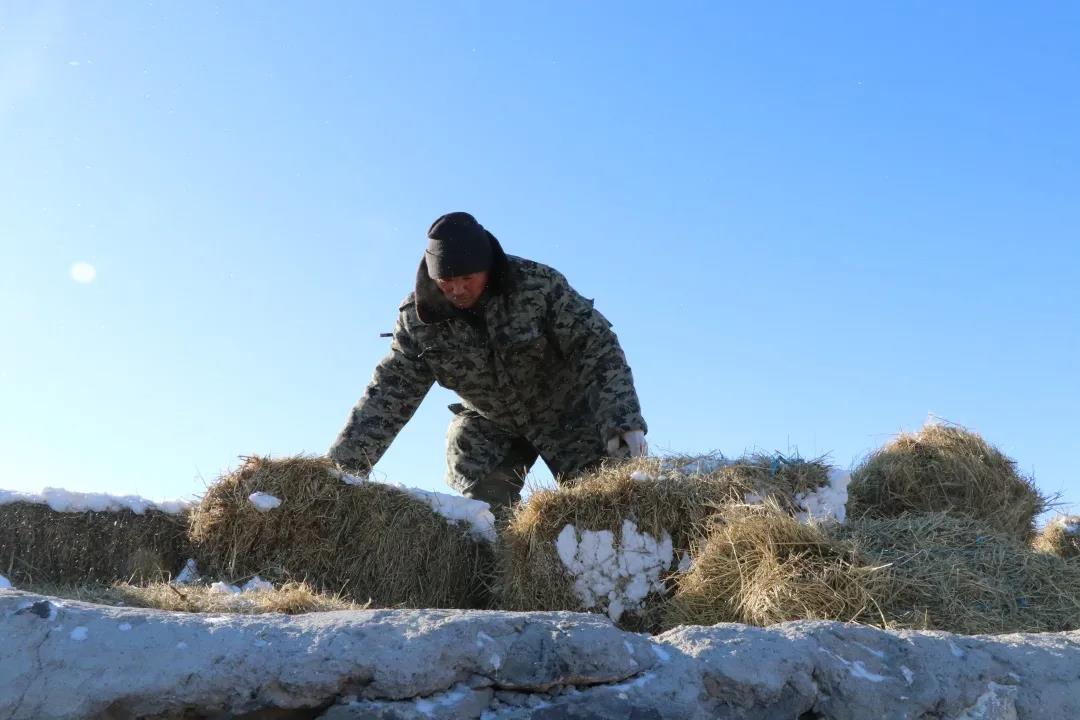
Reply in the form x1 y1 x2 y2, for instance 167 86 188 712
328 306 435 474
545 269 647 442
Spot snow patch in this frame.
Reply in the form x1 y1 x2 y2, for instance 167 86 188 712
118 623 132 632
795 468 850 523
414 684 471 716
629 471 652 482
0 487 194 515
652 644 671 663
555 519 674 622
0 574 11 590
69 627 88 641
397 485 496 543
901 665 915 685
849 660 886 682
248 492 282 512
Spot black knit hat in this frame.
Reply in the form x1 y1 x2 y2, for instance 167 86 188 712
425 211 493 279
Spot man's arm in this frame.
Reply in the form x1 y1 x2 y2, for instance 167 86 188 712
329 309 435 474
545 269 647 447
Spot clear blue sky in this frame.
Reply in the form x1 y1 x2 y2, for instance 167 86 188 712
2 2 1077 518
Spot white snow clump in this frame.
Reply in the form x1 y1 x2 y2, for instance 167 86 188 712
248 492 282 512
794 468 851 523
555 519 674 622
0 574 12 590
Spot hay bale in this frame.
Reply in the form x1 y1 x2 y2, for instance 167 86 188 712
497 455 836 629
0 503 191 585
188 455 493 608
1033 515 1080 559
663 501 888 630
837 513 1080 634
847 423 1048 541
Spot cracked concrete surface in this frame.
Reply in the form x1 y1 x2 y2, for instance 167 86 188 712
2 590 1078 719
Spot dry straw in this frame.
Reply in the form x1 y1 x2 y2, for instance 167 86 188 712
1033 515 1080 559
19 580 361 615
663 501 889 630
188 455 493 609
846 422 1049 541
498 454 834 629
838 513 1080 634
0 503 191 585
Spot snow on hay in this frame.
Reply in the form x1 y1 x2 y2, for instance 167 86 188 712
188 455 493 609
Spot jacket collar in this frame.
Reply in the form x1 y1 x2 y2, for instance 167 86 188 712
414 230 513 324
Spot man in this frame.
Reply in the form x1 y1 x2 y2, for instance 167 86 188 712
329 211 647 511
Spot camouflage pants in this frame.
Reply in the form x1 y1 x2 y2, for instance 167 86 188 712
444 406 602 512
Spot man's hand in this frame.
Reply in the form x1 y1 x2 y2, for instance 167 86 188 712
606 429 648 458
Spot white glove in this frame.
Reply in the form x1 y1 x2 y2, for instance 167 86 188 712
606 430 648 458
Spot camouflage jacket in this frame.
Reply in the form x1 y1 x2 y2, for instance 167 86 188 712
329 233 646 478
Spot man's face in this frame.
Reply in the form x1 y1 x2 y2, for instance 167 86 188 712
434 271 489 310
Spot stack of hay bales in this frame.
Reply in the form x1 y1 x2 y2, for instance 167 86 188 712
846 422 1048 541
498 454 839 630
1033 515 1080 560
0 493 191 585
188 455 494 609
665 422 1080 635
